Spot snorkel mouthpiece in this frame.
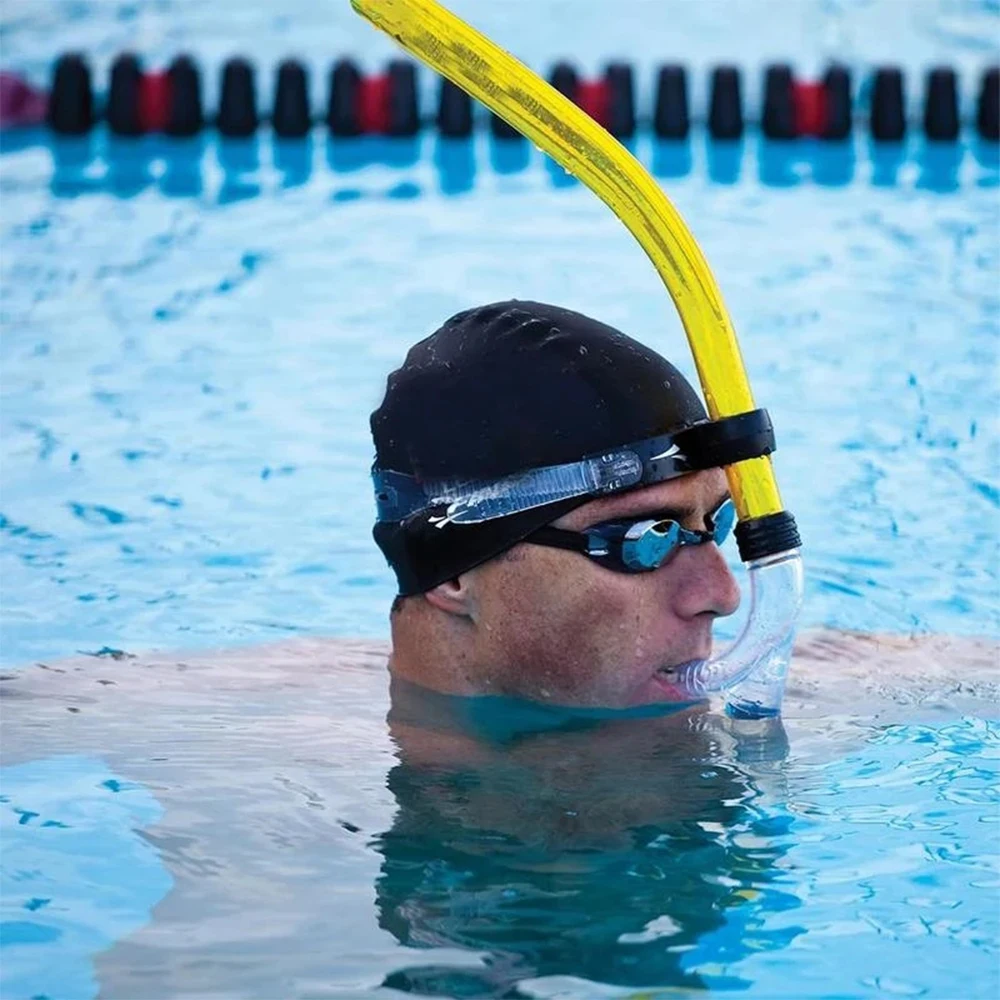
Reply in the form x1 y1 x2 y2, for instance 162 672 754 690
354 0 804 717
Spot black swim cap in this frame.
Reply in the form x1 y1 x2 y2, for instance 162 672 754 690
371 300 707 595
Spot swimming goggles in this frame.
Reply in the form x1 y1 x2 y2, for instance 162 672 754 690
524 498 737 574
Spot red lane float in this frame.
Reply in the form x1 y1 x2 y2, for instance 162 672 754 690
793 81 828 137
0 72 47 128
137 71 170 133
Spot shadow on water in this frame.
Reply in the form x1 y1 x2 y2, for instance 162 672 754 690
374 678 802 997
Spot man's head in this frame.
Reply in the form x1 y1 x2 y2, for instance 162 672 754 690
371 301 741 707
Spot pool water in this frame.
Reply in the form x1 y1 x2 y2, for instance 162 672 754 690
1 130 996 658
2 641 997 999
2 0 999 997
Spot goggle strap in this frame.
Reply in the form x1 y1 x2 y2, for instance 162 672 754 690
372 411 774 524
523 525 600 556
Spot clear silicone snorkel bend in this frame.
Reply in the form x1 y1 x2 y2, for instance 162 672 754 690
352 0 805 717
677 551 804 716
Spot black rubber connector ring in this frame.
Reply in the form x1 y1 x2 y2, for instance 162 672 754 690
107 53 142 136
674 409 775 470
165 55 203 136
48 53 94 135
762 63 796 139
709 65 743 139
822 64 852 139
654 64 689 138
735 511 802 563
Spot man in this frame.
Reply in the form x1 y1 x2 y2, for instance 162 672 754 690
371 298 750 708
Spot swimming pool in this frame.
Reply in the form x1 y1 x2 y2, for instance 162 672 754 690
2 0 999 997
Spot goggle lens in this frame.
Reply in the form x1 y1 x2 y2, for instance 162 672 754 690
617 497 736 572
708 497 737 547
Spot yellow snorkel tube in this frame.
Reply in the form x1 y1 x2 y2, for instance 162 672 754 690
353 0 804 717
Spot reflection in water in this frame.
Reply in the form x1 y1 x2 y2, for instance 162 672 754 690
916 140 964 193
707 137 744 185
382 137 422 170
758 139 802 188
489 134 530 174
0 124 44 156
49 134 97 197
161 136 204 197
813 139 856 187
651 138 692 179
869 139 907 188
544 152 578 189
106 136 156 198
5 128 989 201
971 138 1000 175
274 134 313 189
325 135 421 173
434 137 476 195
755 138 860 188
218 137 261 204
375 678 801 996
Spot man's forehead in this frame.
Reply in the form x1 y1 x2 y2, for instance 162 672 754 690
556 469 729 530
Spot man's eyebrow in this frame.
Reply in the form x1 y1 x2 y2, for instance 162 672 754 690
580 491 731 529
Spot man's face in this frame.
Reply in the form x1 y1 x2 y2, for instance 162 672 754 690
464 469 740 708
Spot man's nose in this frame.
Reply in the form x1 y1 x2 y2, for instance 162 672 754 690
671 542 741 620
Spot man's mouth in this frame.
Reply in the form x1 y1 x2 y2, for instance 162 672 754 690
651 659 707 701
657 657 707 678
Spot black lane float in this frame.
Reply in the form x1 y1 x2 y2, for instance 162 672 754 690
28 52 1000 143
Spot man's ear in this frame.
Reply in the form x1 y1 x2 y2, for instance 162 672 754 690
424 574 476 619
